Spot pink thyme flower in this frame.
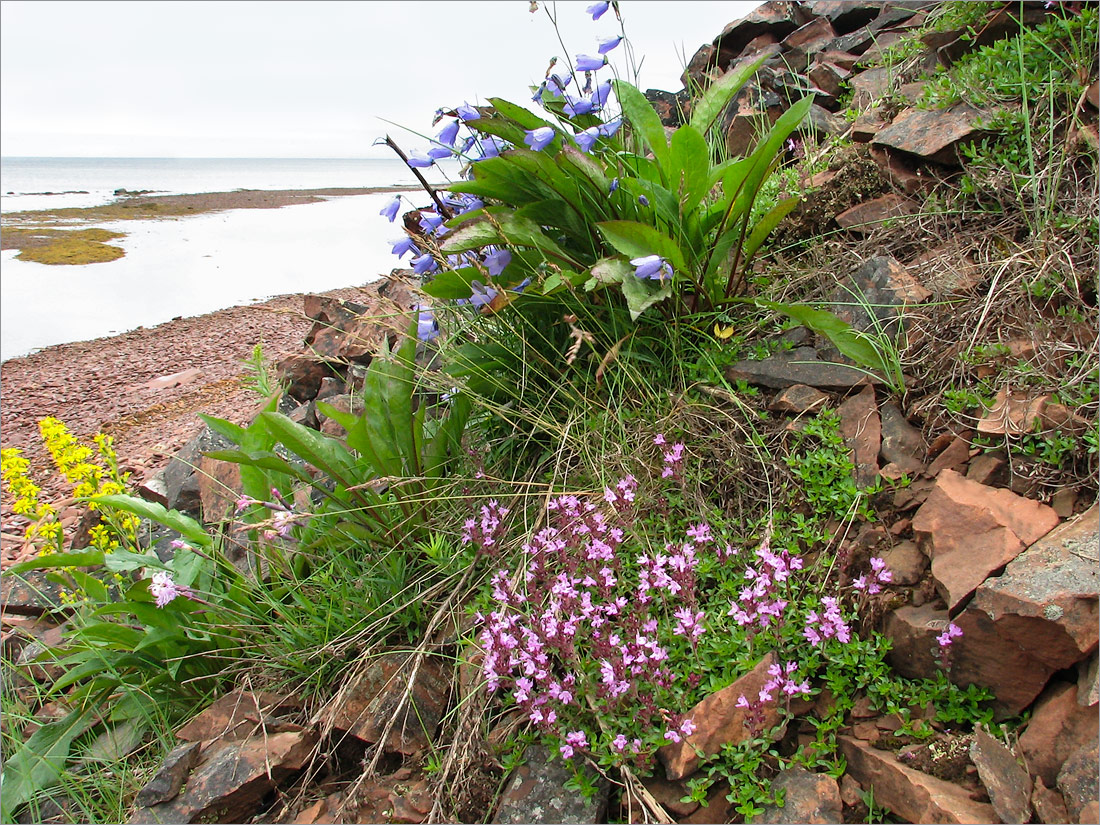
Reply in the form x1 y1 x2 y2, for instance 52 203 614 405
936 622 963 647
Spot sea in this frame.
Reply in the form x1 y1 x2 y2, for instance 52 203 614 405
0 157 460 361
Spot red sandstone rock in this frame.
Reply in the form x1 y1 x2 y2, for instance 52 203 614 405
1019 681 1100 788
838 383 881 487
838 736 997 823
872 104 986 165
912 469 1059 610
755 767 842 823
835 194 918 233
657 652 781 781
969 727 1032 823
769 383 830 414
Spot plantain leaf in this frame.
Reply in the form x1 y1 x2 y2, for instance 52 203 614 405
596 221 687 272
620 272 673 321
669 124 711 213
92 495 213 548
689 52 768 136
754 300 891 376
613 80 670 178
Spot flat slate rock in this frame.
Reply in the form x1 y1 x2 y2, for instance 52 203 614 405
727 346 880 390
493 744 608 824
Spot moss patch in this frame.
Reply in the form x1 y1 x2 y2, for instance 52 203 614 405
7 228 126 265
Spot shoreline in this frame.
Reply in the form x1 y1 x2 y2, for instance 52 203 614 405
0 282 392 566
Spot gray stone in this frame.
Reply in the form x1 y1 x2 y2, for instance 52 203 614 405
872 104 985 165
727 346 881 391
135 741 203 806
969 728 1031 824
157 426 234 517
1078 653 1099 708
879 403 926 466
1057 741 1099 822
832 255 931 339
493 744 608 824
753 767 842 823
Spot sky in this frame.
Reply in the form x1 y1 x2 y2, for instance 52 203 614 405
0 0 760 159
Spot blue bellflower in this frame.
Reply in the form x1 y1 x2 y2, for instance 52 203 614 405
524 126 556 152
576 126 601 153
456 102 480 121
575 54 607 72
586 1 610 21
597 34 623 54
412 253 439 276
380 196 401 222
564 95 595 118
591 80 612 108
389 236 417 258
427 145 453 160
406 151 435 168
484 248 512 277
416 306 440 342
437 119 460 147
631 254 673 281
599 117 623 138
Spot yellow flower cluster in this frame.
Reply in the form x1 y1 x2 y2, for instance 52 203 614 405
1 447 62 547
37 418 140 551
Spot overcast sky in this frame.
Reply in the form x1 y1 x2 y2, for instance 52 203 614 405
0 0 760 159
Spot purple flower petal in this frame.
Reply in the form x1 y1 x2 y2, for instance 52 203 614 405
406 151 435 168
630 254 672 281
576 126 601 153
456 102 480 122
563 95 595 118
427 145 453 160
598 117 623 138
412 253 438 276
389 236 417 258
484 248 512 277
586 1 609 20
575 53 607 72
415 306 439 342
379 196 401 222
590 80 613 108
437 119 460 147
524 126 556 152
597 34 622 54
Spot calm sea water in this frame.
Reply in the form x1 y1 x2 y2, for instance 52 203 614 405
0 156 456 212
0 157 458 360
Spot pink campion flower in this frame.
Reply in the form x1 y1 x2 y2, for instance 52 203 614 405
611 734 628 752
736 694 750 709
664 728 682 744
653 433 666 445
235 494 257 514
149 571 191 608
852 574 868 591
680 718 697 737
565 730 588 750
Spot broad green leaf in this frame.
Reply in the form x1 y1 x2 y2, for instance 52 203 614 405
613 80 670 178
92 495 212 548
0 707 93 822
10 549 105 575
440 215 506 253
670 124 711 212
690 53 769 136
596 221 687 272
420 266 484 300
755 300 891 376
588 257 633 286
197 414 246 445
102 549 168 574
487 97 555 131
202 449 312 483
620 272 673 321
742 195 800 267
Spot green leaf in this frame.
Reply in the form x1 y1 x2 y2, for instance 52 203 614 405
102 549 168 574
202 449 312 483
487 97 555 131
420 266 484 300
754 300 891 376
10 549 105 575
92 495 212 548
690 53 768 136
613 80 670 177
0 707 93 822
588 257 633 286
258 412 357 486
596 221 687 272
196 414 246 445
669 124 711 212
620 272 673 321
742 195 800 267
